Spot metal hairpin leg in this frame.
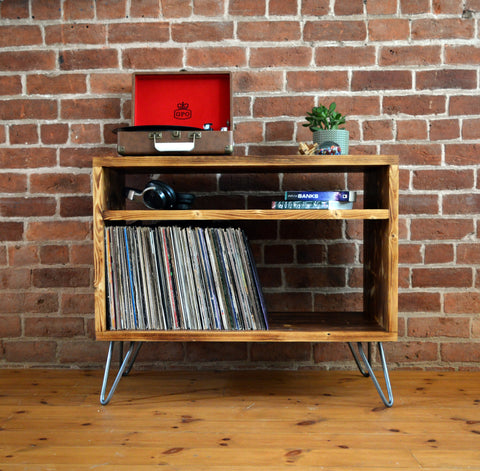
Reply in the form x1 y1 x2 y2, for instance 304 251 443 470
100 341 143 405
348 342 394 407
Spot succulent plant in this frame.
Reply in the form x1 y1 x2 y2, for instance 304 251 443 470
303 102 346 132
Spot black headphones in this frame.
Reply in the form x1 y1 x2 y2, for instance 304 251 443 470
125 180 195 210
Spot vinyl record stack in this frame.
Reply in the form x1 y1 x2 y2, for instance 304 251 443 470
105 225 268 331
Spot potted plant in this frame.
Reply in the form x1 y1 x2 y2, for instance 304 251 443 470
303 102 349 155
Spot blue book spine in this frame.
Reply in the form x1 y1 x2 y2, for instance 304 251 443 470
285 191 355 202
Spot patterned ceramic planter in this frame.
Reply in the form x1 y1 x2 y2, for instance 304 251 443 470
312 129 349 155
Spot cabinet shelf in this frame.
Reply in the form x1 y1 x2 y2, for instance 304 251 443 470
103 209 390 221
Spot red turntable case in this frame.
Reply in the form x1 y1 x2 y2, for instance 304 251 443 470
115 72 233 156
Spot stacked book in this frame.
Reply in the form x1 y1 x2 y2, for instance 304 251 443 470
272 191 356 210
105 225 268 331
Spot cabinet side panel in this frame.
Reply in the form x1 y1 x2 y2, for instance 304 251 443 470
93 166 107 334
363 165 398 335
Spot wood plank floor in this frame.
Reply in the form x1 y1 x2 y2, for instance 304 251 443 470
1 368 480 470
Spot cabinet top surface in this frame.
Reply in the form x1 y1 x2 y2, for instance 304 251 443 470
93 154 398 169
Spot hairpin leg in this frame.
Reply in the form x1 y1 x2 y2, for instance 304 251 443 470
347 342 394 408
100 341 143 405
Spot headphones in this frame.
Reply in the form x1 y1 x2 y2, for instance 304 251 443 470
125 180 195 210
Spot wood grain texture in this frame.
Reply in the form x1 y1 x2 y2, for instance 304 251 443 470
1 369 478 469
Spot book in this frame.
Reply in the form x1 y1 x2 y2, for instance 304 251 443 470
284 191 356 202
272 200 353 210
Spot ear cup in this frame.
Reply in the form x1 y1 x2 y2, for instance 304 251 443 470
174 192 195 209
143 181 176 209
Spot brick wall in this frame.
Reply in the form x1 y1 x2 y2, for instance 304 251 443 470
1 0 479 371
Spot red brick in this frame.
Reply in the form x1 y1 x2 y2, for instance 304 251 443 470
0 292 58 314
413 169 474 190
417 69 476 90
400 0 429 13
130 0 161 17
45 24 106 44
380 46 441 66
383 95 445 116
0 26 42 47
219 173 278 192
229 0 266 15
27 74 86 95
233 122 263 144
63 0 94 19
410 218 473 241
0 51 56 71
0 0 29 18
380 144 441 166
0 197 56 218
32 267 90 288
26 221 91 241
362 120 393 141
62 293 94 314
352 70 412 91
287 71 348 91
328 243 356 264
296 244 326 264
70 123 101 144
441 343 480 362
400 194 439 215
301 0 329 15
0 76 22 95
233 71 283 93
462 118 480 139
9 124 38 145
367 0 397 14
186 342 247 362
445 144 480 165
30 173 91 194
32 0 62 19
25 317 85 338
0 99 57 120
430 119 460 141
61 98 120 120
386 342 438 363
60 48 118 70
172 22 233 42
314 343 352 362
412 18 474 39
445 292 480 314
409 317 469 338
269 0 297 15
90 73 131 95
304 21 366 42
60 196 92 218
0 315 21 337
449 95 480 115
443 194 480 214
193 0 224 15
96 0 126 18
109 22 169 43
285 267 345 288
39 245 69 265
264 244 294 264
412 267 472 288
58 340 107 364
237 21 301 41
0 268 31 289
368 19 409 41
70 243 93 265
251 342 311 362
4 341 57 363
329 96 380 116
334 0 363 15
424 244 454 263
0 173 27 193
253 96 312 118
432 0 463 13
41 124 69 145
0 222 24 241
123 47 183 69
396 119 428 140
457 244 480 264
313 293 363 312
315 46 375 66
446 45 480 64
59 147 117 168
265 121 295 142
399 243 422 264
251 47 312 68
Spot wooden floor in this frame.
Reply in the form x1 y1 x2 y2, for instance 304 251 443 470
1 369 480 470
